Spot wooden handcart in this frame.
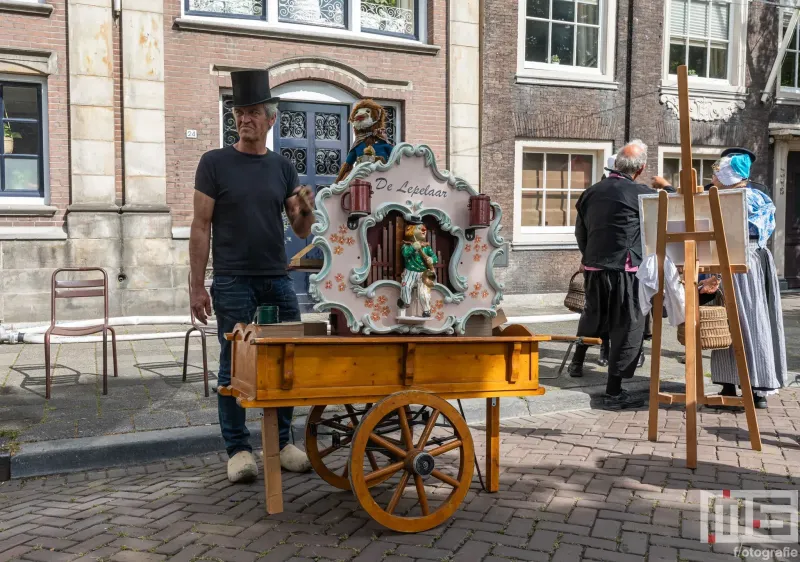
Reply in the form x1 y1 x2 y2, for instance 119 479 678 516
220 322 553 533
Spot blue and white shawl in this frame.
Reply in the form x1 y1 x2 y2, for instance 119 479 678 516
745 184 775 249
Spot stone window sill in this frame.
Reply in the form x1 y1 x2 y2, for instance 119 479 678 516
660 80 747 102
0 204 58 217
173 17 441 56
0 226 66 240
512 241 579 251
0 0 54 17
516 72 619 91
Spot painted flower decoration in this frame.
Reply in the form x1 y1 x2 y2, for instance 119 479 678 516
474 282 482 291
365 299 374 309
475 235 482 244
482 244 488 252
381 306 391 318
377 295 388 306
436 312 444 321
346 237 355 246
473 253 482 262
465 244 472 253
334 246 344 255
335 273 345 282
482 290 489 298
371 311 381 321
338 225 347 235
470 291 480 299
338 283 347 292
324 281 333 290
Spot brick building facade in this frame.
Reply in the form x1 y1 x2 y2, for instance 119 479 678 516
0 0 479 322
483 0 800 297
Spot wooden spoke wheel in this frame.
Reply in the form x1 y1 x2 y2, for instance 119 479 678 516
348 391 475 533
305 404 395 490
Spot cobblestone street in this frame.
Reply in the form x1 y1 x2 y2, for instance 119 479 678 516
2 389 799 562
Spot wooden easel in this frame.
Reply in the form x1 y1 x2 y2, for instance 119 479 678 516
647 66 761 469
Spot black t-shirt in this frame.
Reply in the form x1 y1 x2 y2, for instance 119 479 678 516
194 146 299 276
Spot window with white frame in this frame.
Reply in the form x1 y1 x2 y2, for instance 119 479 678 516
517 0 616 87
1 81 44 197
524 0 601 68
659 147 721 189
185 0 422 40
668 0 731 80
780 10 800 93
514 141 610 244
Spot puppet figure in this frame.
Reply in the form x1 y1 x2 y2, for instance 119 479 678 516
335 99 394 184
398 221 438 318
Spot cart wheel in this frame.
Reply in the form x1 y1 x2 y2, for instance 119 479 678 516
305 404 394 490
348 391 475 533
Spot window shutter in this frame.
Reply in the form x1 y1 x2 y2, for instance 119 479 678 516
670 0 688 36
688 0 709 38
709 2 729 41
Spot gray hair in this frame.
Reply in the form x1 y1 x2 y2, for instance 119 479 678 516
264 102 278 120
614 139 648 175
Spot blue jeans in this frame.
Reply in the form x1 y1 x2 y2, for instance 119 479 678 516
212 275 300 457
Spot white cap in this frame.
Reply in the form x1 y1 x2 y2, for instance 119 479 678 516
607 154 617 170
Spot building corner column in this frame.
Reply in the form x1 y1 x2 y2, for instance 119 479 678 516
772 136 789 288
448 0 480 190
66 0 118 233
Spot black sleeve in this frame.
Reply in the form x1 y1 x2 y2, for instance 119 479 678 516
663 184 677 193
284 160 300 200
574 195 587 255
194 152 218 200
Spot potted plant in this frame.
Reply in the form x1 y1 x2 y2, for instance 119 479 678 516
550 55 560 65
3 119 20 154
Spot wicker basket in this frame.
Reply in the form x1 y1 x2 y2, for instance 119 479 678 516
563 271 585 313
677 301 732 350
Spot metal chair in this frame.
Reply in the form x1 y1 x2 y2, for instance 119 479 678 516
183 272 214 397
45 268 118 399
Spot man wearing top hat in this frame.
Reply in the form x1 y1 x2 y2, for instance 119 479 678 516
189 70 315 483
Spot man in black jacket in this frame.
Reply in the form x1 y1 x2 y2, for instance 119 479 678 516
568 140 653 409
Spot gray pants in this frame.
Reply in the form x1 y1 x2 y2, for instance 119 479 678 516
400 270 432 315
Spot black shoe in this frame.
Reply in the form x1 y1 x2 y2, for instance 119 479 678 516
637 352 645 368
708 384 742 412
422 311 431 318
602 390 645 410
567 363 584 378
753 393 768 409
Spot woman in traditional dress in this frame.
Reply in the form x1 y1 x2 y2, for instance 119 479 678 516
699 153 788 409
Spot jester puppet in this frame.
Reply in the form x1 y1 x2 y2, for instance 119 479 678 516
398 220 438 318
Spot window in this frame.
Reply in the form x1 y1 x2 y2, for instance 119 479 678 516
516 0 617 89
780 11 799 93
668 0 730 80
524 0 601 68
514 140 610 245
521 151 594 229
186 0 421 40
186 0 265 19
1 82 43 197
658 147 721 189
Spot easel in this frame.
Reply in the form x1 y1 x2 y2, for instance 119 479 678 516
646 66 761 469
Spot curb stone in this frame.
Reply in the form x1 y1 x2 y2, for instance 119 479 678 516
8 381 681 479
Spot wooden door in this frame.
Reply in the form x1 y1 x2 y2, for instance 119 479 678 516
273 102 350 310
785 151 800 289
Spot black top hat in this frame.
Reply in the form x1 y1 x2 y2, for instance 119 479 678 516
405 215 424 225
721 147 756 164
231 70 279 107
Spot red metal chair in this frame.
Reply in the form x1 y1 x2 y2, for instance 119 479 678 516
183 271 214 397
44 268 118 399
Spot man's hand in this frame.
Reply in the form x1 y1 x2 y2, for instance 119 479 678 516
297 186 314 214
699 276 720 294
191 284 212 324
579 263 585 273
651 176 671 191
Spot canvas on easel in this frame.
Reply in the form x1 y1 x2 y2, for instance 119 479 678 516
644 65 762 470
